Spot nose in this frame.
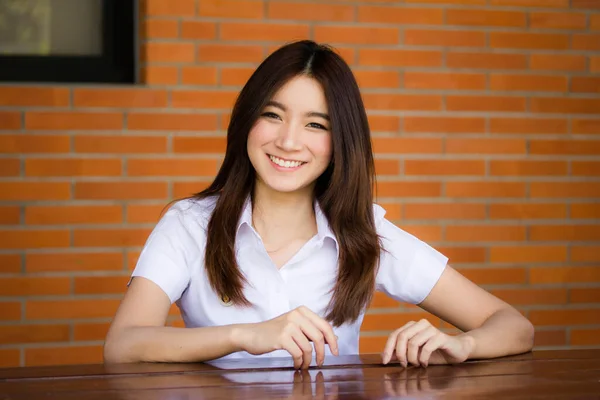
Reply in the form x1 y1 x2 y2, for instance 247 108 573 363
274 121 303 152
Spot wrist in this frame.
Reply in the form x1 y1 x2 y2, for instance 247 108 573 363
458 332 477 360
229 324 249 353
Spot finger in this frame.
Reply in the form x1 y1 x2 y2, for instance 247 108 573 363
315 370 325 398
392 369 411 396
293 369 303 384
283 336 304 370
301 370 313 396
291 369 312 396
381 321 416 364
394 319 432 367
383 374 396 397
407 327 437 367
407 368 428 393
419 333 447 367
292 370 304 396
417 368 432 392
406 372 419 394
295 314 327 367
297 306 339 356
291 328 314 370
396 372 409 397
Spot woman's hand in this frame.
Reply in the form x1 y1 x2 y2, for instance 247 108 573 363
285 370 340 400
232 306 339 370
381 319 475 367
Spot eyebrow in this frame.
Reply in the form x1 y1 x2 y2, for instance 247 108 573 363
266 100 330 121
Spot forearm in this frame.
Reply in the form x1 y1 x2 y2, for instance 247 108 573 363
103 324 246 363
460 308 535 360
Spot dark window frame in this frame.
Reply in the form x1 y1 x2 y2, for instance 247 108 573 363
0 0 137 84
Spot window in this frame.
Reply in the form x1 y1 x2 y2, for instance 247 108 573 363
0 0 136 83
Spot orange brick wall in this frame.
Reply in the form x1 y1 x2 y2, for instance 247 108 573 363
1 0 599 367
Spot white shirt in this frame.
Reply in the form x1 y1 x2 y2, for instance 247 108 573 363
130 196 448 360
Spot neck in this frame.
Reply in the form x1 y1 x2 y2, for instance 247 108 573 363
251 180 317 248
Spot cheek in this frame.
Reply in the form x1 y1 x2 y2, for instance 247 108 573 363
248 120 276 149
310 134 333 160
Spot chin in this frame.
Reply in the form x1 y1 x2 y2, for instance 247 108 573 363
264 182 309 194
258 175 314 194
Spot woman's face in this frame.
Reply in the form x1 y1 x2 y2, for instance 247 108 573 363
247 75 333 195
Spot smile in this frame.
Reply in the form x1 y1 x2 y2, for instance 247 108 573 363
268 154 307 169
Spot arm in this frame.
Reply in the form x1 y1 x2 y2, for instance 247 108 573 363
103 277 339 367
418 265 535 359
103 277 244 363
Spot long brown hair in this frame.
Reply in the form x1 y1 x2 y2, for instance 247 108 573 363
192 40 380 327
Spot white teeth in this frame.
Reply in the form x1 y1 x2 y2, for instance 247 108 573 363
269 155 304 168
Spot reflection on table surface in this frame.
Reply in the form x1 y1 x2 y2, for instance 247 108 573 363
1 350 599 399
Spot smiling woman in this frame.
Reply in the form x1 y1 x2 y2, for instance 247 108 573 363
248 76 333 202
103 40 534 371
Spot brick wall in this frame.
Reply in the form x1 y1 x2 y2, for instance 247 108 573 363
0 0 599 367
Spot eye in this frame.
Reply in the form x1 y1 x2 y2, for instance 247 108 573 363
307 122 327 130
261 111 281 120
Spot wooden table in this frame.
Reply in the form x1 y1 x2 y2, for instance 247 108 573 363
1 350 599 399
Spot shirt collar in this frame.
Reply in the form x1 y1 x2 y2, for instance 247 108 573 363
236 196 339 249
313 200 338 246
237 196 253 232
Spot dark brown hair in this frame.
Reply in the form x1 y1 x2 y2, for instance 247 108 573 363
192 40 380 327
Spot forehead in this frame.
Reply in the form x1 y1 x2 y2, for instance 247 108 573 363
271 75 328 112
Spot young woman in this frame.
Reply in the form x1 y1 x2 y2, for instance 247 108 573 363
104 40 534 370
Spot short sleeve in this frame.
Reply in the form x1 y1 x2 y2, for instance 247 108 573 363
374 204 448 305
130 203 199 304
